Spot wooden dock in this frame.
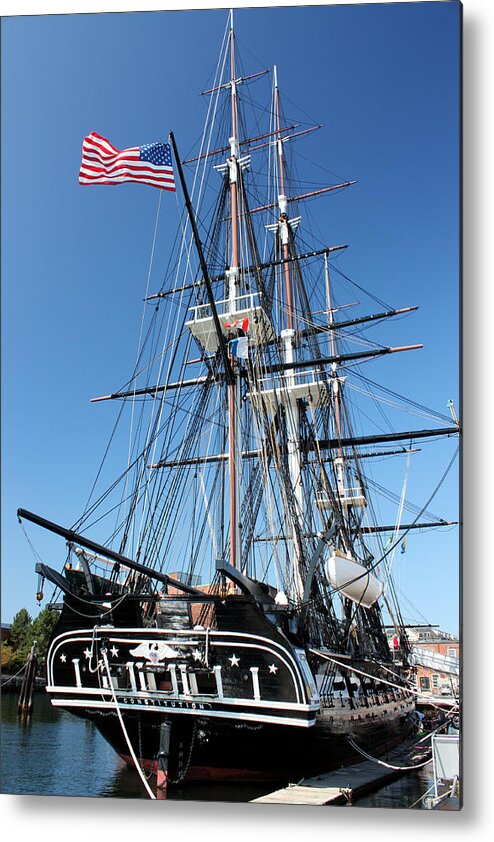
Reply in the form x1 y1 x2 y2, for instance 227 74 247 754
252 739 431 806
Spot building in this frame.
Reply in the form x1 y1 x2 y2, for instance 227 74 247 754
388 625 460 698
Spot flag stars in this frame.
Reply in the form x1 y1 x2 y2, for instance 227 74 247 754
192 649 202 662
228 654 240 667
140 142 172 167
110 646 119 658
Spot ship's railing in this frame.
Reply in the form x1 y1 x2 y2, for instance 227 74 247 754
316 486 366 509
254 367 328 392
186 290 275 351
187 291 263 323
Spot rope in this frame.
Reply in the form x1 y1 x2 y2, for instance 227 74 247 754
324 445 459 598
408 781 436 809
309 649 413 694
385 450 411 580
347 737 432 771
309 649 459 715
120 191 163 538
101 648 156 799
1 660 31 686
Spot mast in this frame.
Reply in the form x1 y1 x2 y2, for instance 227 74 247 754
274 65 294 330
273 67 304 600
227 9 241 570
325 252 351 552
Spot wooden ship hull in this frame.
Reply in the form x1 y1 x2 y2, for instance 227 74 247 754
43 586 415 785
91 697 415 784
18 9 458 795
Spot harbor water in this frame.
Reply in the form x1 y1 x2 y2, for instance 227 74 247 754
1 690 435 806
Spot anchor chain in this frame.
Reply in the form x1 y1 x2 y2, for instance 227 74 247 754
137 713 155 782
169 720 198 785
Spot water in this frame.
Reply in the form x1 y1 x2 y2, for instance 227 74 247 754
1 691 434 805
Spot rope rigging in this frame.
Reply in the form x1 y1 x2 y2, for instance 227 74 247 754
17 22 459 675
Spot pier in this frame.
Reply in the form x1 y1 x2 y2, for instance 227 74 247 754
252 738 432 806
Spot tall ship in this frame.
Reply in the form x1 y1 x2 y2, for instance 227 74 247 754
18 13 459 792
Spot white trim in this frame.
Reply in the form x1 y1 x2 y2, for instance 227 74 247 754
50 626 303 660
213 665 224 699
72 658 82 688
126 661 137 692
45 683 319 713
169 664 179 695
179 664 190 695
136 662 147 691
212 640 303 702
48 628 308 702
49 697 316 729
250 667 261 701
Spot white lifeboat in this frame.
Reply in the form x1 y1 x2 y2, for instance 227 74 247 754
325 549 384 608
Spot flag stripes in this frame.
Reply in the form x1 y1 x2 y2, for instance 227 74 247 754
79 132 175 191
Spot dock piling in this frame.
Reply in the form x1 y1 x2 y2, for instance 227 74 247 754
17 643 38 719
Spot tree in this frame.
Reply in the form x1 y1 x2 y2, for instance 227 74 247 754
8 608 33 670
31 608 59 667
10 608 32 649
3 606 59 672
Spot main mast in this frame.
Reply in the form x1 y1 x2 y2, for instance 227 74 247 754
228 10 241 570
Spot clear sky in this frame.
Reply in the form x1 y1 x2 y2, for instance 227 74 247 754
1 2 460 632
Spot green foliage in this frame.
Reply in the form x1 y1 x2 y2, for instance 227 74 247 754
31 608 59 663
3 606 58 672
1 642 15 669
10 608 32 648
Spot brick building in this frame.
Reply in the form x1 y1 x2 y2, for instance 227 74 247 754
388 626 460 697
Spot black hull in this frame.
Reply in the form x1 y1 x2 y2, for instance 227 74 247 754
70 696 415 784
45 596 416 786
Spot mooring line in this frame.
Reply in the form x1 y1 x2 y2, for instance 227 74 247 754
347 736 432 771
101 648 156 800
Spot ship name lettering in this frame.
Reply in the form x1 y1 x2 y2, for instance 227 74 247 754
116 695 211 711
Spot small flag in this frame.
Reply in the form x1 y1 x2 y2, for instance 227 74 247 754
229 337 249 359
224 317 249 333
401 538 406 554
79 132 176 191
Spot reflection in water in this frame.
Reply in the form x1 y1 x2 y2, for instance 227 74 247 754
1 692 121 798
1 691 434 805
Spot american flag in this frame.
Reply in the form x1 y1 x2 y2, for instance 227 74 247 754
79 132 176 191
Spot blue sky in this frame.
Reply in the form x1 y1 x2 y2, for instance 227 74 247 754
1 2 460 632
